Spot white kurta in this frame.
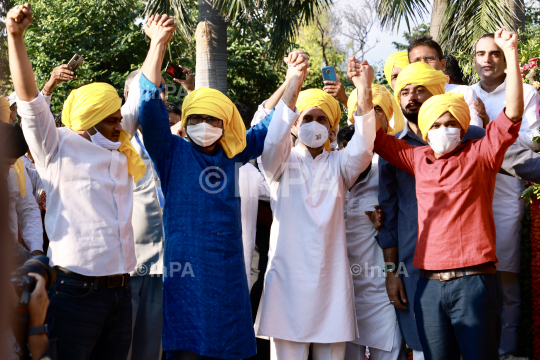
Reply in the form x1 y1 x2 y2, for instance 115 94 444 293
255 100 375 343
445 84 483 128
345 154 397 352
472 79 538 273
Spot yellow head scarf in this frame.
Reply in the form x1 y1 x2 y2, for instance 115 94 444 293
393 62 447 108
0 96 10 124
1 96 25 197
182 87 246 158
384 51 410 89
62 83 146 182
347 85 405 135
418 93 470 141
296 89 341 151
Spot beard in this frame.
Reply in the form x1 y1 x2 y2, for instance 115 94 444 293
401 100 423 124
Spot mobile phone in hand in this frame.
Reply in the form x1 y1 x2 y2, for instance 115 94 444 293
322 65 337 82
67 54 84 72
165 61 187 81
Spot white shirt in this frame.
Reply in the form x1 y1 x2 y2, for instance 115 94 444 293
19 92 136 276
345 154 397 351
239 163 270 288
254 100 375 342
22 156 45 202
473 78 536 272
445 84 483 128
7 166 43 254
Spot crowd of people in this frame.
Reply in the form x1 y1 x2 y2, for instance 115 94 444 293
3 3 540 360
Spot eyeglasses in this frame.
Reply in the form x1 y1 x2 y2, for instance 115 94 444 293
411 55 440 64
187 115 223 128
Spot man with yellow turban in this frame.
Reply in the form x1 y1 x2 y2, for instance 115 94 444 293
370 29 526 359
136 14 277 360
384 51 410 89
7 4 147 359
254 54 375 358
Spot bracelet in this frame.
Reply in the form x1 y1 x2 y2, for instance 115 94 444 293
41 88 52 96
28 324 48 336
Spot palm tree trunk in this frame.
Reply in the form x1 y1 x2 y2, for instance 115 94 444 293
195 21 218 90
197 0 227 95
507 0 525 33
430 0 446 42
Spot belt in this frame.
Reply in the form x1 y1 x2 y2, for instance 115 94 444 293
55 267 129 288
420 262 496 281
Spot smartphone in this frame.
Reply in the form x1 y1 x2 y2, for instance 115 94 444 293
67 54 84 72
165 61 187 81
322 65 337 82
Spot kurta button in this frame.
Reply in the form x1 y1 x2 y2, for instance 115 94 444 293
434 166 438 169
217 233 220 235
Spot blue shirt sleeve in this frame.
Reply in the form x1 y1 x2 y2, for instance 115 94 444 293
237 110 273 165
376 155 400 249
138 74 175 186
464 125 486 141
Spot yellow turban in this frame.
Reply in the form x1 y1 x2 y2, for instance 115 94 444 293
182 87 246 158
62 83 146 182
418 93 470 141
0 96 10 124
347 85 405 135
393 62 446 108
384 52 410 89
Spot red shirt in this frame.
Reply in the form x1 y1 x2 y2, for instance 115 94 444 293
374 110 521 270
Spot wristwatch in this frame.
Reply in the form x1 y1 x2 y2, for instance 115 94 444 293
384 264 397 273
28 324 48 336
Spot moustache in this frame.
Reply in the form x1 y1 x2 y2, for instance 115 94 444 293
406 101 423 110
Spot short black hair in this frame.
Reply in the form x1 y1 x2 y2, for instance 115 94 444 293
337 125 355 149
234 102 254 130
443 54 465 85
165 102 182 117
0 122 28 158
475 33 495 51
408 36 444 60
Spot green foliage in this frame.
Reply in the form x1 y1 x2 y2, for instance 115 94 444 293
392 23 430 51
450 50 479 85
0 0 15 94
15 0 148 113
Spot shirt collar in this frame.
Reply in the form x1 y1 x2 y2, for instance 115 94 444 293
476 76 507 95
400 123 428 145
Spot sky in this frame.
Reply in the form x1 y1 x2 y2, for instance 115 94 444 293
332 0 433 65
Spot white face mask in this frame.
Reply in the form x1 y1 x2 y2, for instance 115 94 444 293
298 121 329 148
86 127 121 151
427 127 462 156
186 123 223 147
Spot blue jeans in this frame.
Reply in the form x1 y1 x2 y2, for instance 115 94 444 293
414 273 503 360
46 275 132 360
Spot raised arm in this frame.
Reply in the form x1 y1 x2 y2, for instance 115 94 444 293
141 14 177 87
260 51 308 183
495 29 523 122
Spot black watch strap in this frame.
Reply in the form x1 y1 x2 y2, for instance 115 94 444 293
28 324 48 336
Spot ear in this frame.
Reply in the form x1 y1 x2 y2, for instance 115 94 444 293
441 58 447 72
445 75 451 84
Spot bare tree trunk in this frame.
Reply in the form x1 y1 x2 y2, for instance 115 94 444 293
195 21 218 90
198 0 227 94
430 0 446 42
507 0 525 33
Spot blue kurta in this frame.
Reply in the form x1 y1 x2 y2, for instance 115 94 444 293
138 75 271 359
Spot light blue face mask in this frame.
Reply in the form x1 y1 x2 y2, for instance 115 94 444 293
86 127 121 150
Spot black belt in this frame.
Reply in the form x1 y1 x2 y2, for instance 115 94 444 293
55 266 129 288
420 262 496 281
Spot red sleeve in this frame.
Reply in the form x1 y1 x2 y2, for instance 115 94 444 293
374 128 417 176
476 108 521 171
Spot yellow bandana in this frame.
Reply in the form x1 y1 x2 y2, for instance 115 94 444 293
384 51 410 89
182 88 246 158
62 83 146 182
347 85 405 135
0 96 10 124
418 93 471 141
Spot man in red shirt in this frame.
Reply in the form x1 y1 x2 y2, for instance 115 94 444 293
352 29 522 360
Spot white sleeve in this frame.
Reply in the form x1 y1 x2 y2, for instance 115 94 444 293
517 86 540 151
18 93 59 170
251 100 272 127
466 87 483 128
121 73 142 137
41 91 52 107
342 108 376 189
16 168 43 253
260 100 300 184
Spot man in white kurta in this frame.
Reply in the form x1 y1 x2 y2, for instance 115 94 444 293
255 51 375 360
472 32 540 357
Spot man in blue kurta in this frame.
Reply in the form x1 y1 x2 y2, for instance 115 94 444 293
135 15 307 360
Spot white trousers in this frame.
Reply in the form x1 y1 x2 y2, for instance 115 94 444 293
270 338 346 360
344 323 406 360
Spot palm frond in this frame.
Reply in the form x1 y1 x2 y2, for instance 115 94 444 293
438 0 516 52
375 0 430 32
143 0 195 41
